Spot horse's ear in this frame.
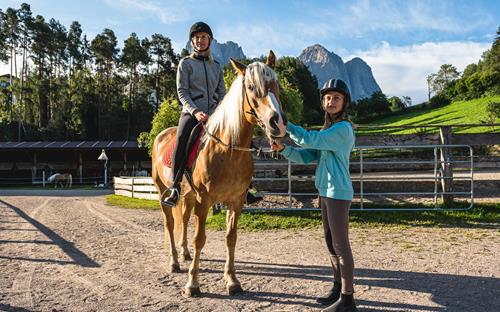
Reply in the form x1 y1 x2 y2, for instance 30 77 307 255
230 58 246 76
266 50 276 69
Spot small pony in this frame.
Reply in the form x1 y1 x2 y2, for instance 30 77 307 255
47 173 73 188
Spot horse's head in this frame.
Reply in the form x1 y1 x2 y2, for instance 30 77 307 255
230 51 287 140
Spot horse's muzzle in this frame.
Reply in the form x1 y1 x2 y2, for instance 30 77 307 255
268 113 287 138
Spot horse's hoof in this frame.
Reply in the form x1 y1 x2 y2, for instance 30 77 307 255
227 284 244 296
168 263 181 273
183 286 201 298
180 254 192 261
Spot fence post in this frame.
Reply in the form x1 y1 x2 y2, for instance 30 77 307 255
131 177 135 198
439 126 454 206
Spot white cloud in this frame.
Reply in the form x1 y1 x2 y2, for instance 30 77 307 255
345 41 491 104
103 0 189 24
329 0 493 35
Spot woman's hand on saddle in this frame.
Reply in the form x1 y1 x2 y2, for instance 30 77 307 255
270 140 285 152
194 111 208 122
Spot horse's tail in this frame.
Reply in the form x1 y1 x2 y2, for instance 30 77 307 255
68 174 73 188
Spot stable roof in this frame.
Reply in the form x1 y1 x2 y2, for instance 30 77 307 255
0 141 142 150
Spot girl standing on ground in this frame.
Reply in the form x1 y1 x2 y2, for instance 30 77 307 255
271 79 357 312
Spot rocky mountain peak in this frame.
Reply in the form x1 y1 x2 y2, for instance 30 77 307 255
185 39 246 65
298 45 381 101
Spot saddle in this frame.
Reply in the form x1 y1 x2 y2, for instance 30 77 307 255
162 125 204 169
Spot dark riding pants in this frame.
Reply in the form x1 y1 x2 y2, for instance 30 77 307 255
320 197 354 294
172 112 203 187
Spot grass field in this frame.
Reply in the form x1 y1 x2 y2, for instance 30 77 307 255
106 195 500 231
356 96 500 135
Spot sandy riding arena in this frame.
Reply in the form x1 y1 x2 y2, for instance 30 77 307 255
0 194 499 311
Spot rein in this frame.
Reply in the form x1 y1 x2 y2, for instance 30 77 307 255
201 122 257 152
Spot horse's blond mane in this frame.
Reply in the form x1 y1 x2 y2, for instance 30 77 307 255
205 75 244 144
205 62 276 145
246 62 276 98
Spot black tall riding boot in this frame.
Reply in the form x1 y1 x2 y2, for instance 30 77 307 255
163 121 203 208
163 166 184 208
322 293 357 312
317 281 341 305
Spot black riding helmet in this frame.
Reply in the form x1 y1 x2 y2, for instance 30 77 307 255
320 79 351 109
189 21 213 39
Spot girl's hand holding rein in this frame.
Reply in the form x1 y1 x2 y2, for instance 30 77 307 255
270 140 285 152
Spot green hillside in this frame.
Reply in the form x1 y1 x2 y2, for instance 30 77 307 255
357 96 500 135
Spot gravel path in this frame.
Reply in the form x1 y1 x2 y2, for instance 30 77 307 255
0 195 499 311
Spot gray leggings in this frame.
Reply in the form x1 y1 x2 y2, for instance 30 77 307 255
320 197 354 294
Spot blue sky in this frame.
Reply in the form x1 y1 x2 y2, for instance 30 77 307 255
1 0 499 104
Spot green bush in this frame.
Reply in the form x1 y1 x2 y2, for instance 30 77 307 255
279 78 303 124
429 94 451 108
485 101 500 123
143 97 181 155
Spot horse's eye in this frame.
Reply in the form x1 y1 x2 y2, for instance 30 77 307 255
248 84 254 92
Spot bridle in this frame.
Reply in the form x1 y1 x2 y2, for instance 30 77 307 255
242 76 267 129
201 76 274 153
199 77 282 154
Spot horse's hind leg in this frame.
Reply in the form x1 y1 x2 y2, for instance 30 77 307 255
224 200 244 295
160 201 180 273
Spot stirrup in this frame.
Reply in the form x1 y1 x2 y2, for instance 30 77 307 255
162 187 180 208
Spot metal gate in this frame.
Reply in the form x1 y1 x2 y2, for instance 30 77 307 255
246 144 474 211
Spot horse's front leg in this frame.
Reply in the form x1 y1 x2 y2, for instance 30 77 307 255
184 200 209 297
224 198 244 295
179 195 193 261
160 203 180 273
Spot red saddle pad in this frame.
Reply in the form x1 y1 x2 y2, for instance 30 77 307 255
163 129 204 169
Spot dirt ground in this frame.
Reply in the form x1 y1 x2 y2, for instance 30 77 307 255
0 194 499 312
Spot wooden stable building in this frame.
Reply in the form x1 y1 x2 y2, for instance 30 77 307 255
0 141 150 186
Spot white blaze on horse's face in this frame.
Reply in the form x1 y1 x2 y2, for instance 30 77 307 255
262 87 287 139
244 62 287 139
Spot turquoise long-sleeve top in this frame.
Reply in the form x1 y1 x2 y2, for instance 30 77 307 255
281 121 355 200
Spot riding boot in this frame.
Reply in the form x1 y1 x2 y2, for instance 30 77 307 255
316 281 341 305
322 293 357 312
163 168 184 208
163 121 202 208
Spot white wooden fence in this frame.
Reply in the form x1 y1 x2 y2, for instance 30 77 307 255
113 177 158 200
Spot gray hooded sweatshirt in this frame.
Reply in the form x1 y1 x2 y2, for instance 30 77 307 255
176 53 226 116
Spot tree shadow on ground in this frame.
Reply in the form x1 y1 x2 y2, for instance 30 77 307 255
0 189 112 197
201 259 499 311
0 303 34 312
0 199 99 268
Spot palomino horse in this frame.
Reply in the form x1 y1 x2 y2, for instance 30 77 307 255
47 173 73 188
152 51 287 297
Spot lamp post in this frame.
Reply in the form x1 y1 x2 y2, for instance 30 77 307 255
98 149 108 186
